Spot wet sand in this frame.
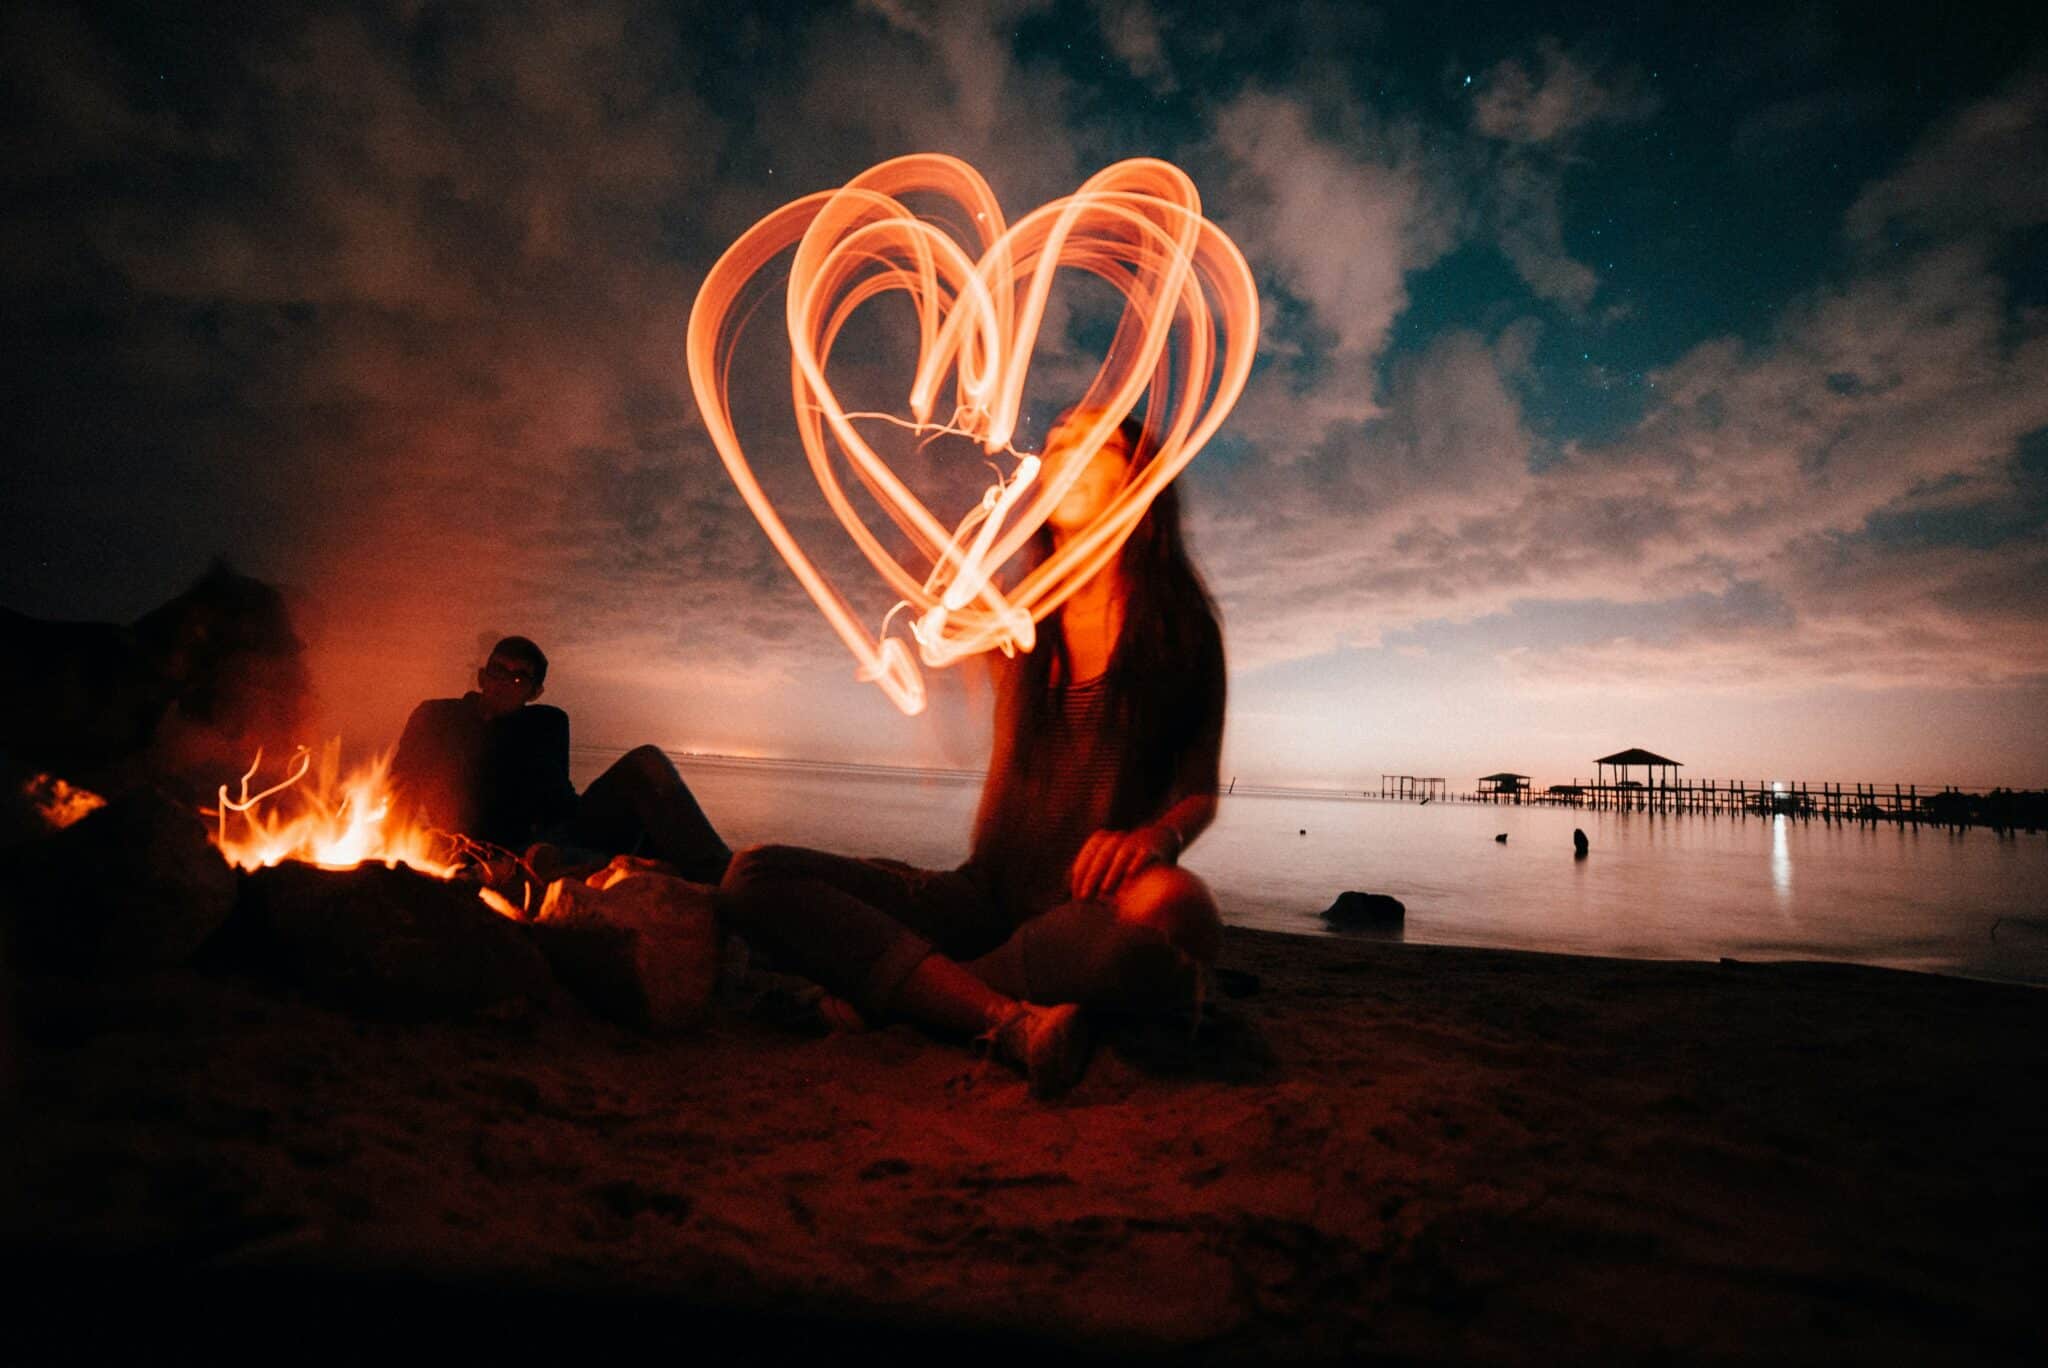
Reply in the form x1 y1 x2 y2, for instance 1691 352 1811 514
7 927 2046 1362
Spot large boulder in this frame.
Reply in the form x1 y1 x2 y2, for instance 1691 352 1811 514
1321 890 1405 929
3 788 236 968
529 860 719 1032
230 861 552 1021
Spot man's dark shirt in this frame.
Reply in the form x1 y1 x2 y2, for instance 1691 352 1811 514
390 693 578 849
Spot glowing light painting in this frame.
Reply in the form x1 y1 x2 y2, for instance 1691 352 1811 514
687 155 1259 714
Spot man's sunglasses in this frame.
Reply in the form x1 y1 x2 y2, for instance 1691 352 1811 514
480 661 535 687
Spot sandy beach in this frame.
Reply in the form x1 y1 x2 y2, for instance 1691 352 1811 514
8 921 2045 1362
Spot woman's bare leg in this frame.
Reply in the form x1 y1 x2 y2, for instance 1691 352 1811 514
720 844 1089 1095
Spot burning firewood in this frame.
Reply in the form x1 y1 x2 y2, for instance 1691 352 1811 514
229 861 552 1022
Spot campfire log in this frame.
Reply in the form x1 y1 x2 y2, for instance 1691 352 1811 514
529 863 719 1032
4 788 236 968
230 862 552 1021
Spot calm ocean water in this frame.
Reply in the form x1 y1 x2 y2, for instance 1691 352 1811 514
574 751 2048 987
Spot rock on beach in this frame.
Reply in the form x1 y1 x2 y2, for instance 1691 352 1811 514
3 788 236 968
227 861 552 1021
529 860 720 1033
1322 890 1405 927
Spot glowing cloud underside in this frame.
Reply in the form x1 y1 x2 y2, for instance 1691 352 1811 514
686 155 1260 715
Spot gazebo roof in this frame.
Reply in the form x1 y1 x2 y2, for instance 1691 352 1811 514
1596 748 1682 767
1478 772 1530 782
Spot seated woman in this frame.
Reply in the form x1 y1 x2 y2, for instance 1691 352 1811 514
720 409 1227 1097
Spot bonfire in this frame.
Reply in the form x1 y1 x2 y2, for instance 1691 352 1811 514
203 740 533 919
210 740 453 877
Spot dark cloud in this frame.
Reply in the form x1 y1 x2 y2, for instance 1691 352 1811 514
2 1 743 735
1845 72 2048 250
1470 37 1660 147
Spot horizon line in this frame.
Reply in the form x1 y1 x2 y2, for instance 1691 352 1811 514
569 743 2043 796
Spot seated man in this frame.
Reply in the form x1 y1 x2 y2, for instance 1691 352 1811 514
390 635 731 885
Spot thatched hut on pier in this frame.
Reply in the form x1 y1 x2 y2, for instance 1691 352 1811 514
1595 748 1682 790
1477 772 1530 802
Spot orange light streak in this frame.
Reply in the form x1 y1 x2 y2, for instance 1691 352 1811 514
687 155 1260 714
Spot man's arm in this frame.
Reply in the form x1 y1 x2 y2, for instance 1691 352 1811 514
518 705 579 836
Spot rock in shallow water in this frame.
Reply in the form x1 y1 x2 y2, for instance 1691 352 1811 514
1321 890 1405 928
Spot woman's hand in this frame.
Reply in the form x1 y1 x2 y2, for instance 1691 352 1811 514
1069 824 1179 902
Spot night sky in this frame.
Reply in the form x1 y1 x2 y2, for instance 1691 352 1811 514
5 1 2045 788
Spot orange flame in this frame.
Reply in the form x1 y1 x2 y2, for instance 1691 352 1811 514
687 154 1260 715
208 740 457 878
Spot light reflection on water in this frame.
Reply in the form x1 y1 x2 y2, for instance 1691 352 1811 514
580 752 2048 987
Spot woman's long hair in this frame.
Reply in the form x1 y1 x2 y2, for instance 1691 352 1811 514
1010 414 1225 827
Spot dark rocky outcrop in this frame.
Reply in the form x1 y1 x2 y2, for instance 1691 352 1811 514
3 788 236 968
1321 891 1405 928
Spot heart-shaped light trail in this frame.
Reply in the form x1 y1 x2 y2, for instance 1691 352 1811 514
686 155 1258 715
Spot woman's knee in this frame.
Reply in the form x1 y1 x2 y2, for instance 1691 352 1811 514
717 845 816 943
721 842 808 894
723 841 876 895
1114 865 1223 966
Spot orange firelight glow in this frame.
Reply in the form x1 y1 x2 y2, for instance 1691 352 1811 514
24 772 107 830
208 740 457 879
687 155 1260 715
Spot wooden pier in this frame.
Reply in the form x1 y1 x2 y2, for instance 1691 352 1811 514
1380 774 1448 801
1458 777 2042 833
1445 746 2042 832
